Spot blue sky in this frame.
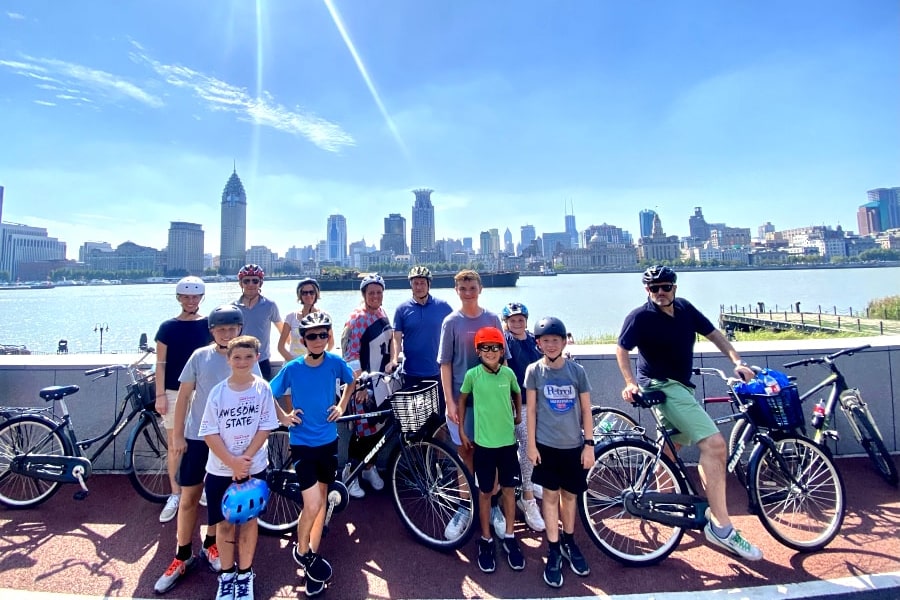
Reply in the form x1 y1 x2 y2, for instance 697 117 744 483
1 1 897 260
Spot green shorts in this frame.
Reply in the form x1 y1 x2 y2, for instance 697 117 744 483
644 379 718 446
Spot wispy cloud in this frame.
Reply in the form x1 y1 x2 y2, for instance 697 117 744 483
6 12 25 20
130 46 354 152
0 55 163 107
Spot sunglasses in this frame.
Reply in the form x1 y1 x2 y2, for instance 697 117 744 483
242 278 261 285
300 289 317 296
478 344 503 352
648 284 674 293
304 332 330 341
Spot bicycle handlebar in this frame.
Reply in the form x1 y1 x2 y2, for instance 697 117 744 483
783 344 871 369
83 349 156 378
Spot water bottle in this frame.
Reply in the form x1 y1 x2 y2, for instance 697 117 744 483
811 401 826 430
762 373 780 395
596 414 618 442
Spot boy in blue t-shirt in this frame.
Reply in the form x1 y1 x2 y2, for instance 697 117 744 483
269 313 355 598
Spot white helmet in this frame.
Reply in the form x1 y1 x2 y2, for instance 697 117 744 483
176 276 206 295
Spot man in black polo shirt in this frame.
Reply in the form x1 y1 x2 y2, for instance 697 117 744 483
616 265 762 562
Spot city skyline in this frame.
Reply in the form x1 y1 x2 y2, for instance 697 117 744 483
1 2 898 259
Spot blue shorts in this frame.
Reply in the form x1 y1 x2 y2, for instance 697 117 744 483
446 407 474 447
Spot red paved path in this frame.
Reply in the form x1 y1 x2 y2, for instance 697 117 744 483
1 457 899 599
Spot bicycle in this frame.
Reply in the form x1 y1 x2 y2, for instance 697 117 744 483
0 347 170 508
579 367 845 566
783 344 897 486
259 368 479 551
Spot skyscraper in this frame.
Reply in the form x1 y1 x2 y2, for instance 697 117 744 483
167 221 204 275
326 214 348 266
380 213 407 255
639 209 657 238
410 189 435 256
220 168 247 274
503 228 513 254
688 207 711 241
565 204 578 249
520 225 536 253
857 203 880 236
866 188 900 231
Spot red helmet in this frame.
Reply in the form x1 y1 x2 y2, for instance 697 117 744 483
474 326 505 349
238 264 265 280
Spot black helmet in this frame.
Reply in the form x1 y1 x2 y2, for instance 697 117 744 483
298 311 332 332
642 265 677 285
296 277 320 299
533 316 566 338
209 305 244 328
408 265 432 281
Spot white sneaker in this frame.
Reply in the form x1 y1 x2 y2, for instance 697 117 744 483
234 569 255 600
199 489 208 507
215 571 236 600
490 505 507 538
704 521 763 561
444 506 471 540
517 497 546 531
343 464 365 498
160 493 180 523
532 484 543 500
362 467 384 491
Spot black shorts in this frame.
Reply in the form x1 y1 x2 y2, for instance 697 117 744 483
290 439 339 491
176 438 209 488
205 470 266 527
531 443 588 495
474 443 521 494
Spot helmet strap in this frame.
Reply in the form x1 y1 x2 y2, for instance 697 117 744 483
545 352 564 364
307 351 325 360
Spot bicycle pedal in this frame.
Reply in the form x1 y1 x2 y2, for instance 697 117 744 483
73 490 89 501
824 430 840 440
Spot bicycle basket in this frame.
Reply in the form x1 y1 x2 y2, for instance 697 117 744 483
128 374 157 412
739 385 803 430
390 381 439 433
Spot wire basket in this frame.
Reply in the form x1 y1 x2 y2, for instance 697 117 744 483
128 375 157 412
739 385 803 430
391 381 439 433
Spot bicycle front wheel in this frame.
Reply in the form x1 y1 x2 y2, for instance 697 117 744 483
390 437 477 551
591 406 640 443
127 414 170 503
258 429 302 533
751 435 845 551
0 415 68 508
579 439 689 566
845 399 898 486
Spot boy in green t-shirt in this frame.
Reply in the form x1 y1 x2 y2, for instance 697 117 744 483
458 326 524 574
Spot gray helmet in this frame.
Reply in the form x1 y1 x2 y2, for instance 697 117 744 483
296 277 320 299
176 276 205 295
298 311 332 332
533 316 566 339
209 305 244 328
642 265 677 285
360 273 385 293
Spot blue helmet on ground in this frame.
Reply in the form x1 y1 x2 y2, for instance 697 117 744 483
221 478 270 524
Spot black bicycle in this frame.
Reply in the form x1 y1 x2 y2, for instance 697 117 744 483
580 368 845 566
0 347 169 508
260 368 479 551
785 344 896 486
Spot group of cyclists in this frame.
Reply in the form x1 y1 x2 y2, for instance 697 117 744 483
149 262 763 598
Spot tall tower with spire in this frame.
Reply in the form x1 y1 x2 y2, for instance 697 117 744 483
220 167 247 274
410 189 435 257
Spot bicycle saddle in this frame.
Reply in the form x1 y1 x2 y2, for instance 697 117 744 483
633 390 667 408
39 385 80 401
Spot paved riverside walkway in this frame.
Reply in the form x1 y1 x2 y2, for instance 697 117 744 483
1 456 899 600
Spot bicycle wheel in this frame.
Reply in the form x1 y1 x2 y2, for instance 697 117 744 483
750 435 844 551
258 429 302 533
390 437 477 551
845 399 898 486
591 406 640 443
0 416 69 508
579 439 689 566
127 414 169 503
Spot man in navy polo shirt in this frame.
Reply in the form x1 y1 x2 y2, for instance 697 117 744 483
616 265 762 562
391 266 452 411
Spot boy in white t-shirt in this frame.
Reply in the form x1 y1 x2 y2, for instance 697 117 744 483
199 335 280 600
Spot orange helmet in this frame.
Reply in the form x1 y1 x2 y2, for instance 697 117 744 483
474 326 505 349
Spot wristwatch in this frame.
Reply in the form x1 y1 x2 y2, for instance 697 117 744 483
583 439 595 447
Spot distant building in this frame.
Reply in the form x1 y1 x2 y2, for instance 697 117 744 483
708 226 751 249
479 231 493 257
866 188 900 232
245 245 276 274
0 223 67 280
582 223 629 246
638 213 680 263
410 189 435 256
79 241 113 263
857 202 880 236
380 213 407 256
541 232 571 258
757 221 775 241
166 221 204 275
688 207 711 242
503 228 514 254
639 209 657 238
84 241 163 274
565 211 578 249
520 225 536 254
326 214 348 266
220 168 247 274
489 228 500 258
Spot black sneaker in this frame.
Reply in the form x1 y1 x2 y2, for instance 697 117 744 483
305 576 325 597
477 538 496 573
293 545 333 583
560 539 590 576
543 547 563 588
501 537 525 571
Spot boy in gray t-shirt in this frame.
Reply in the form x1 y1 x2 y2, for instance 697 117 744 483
525 316 594 590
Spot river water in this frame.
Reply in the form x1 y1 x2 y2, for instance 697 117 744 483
2 267 897 355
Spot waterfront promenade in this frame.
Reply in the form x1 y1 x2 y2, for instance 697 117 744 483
1 456 899 599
